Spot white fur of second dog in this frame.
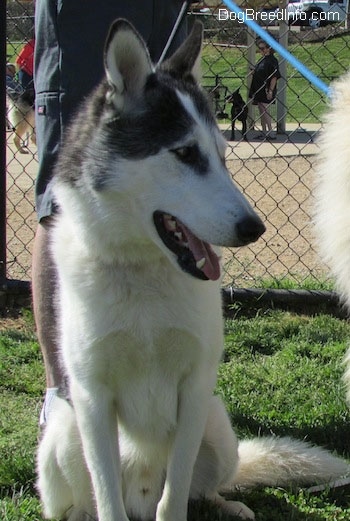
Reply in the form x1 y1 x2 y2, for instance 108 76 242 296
37 20 349 521
314 69 350 404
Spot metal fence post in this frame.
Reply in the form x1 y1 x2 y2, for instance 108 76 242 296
0 0 7 284
246 27 256 131
277 0 288 134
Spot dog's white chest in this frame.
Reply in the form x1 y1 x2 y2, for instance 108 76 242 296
91 327 203 441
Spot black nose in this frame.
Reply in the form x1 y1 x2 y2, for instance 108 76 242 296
237 216 266 244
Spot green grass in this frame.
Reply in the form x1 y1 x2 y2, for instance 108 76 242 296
6 42 22 64
254 275 335 291
0 309 349 520
221 312 350 448
0 312 43 520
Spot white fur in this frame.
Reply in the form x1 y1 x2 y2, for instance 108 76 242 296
314 69 350 403
105 22 154 111
37 21 349 521
7 97 36 154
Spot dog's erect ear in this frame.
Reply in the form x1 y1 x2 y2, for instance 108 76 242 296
104 19 153 111
160 21 203 82
234 89 240 95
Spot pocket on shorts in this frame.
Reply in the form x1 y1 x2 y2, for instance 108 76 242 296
35 92 61 220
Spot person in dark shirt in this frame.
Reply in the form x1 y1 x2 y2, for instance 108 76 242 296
249 38 281 140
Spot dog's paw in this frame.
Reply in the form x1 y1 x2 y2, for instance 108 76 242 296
223 500 255 519
210 494 255 520
156 500 187 521
66 507 96 521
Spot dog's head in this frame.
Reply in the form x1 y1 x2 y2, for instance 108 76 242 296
57 20 265 281
226 89 244 106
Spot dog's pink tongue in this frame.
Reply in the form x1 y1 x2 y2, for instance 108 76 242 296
181 224 221 281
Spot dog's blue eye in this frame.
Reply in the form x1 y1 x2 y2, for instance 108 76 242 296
171 144 209 175
172 145 198 164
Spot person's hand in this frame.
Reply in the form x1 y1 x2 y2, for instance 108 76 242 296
266 89 273 101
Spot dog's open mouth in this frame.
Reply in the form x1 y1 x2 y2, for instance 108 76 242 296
153 211 221 281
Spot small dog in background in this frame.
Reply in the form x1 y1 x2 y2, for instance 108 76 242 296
7 88 36 154
226 89 248 141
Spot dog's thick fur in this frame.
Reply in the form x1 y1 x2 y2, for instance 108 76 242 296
226 89 248 141
7 88 36 154
314 69 350 404
37 20 349 521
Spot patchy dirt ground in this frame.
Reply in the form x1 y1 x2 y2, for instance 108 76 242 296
0 312 30 331
223 154 326 286
5 133 328 288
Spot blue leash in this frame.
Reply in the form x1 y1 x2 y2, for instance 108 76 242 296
158 0 331 96
221 0 331 96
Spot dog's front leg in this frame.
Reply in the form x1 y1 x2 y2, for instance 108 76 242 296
242 118 247 140
70 381 129 521
156 373 214 521
230 116 235 141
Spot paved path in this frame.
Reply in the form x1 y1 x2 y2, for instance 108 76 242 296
221 123 320 160
5 122 321 185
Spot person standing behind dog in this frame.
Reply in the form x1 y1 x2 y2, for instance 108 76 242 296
16 38 35 90
33 0 189 427
249 38 280 140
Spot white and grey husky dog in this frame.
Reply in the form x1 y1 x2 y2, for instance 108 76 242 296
314 69 350 404
37 20 349 521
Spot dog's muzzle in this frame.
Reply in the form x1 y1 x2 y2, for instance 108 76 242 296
153 211 221 281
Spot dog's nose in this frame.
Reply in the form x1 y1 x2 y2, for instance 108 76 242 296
236 216 266 244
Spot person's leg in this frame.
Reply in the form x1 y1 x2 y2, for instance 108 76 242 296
257 102 275 139
32 218 61 388
256 102 266 139
32 217 62 424
257 102 270 133
263 104 272 133
257 102 266 133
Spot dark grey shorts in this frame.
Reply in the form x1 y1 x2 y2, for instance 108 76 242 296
34 0 187 221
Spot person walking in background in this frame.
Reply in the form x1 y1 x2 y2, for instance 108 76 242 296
6 63 24 99
16 38 35 89
249 38 281 140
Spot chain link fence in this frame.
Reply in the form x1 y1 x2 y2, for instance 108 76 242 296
3 0 350 294
4 0 35 284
